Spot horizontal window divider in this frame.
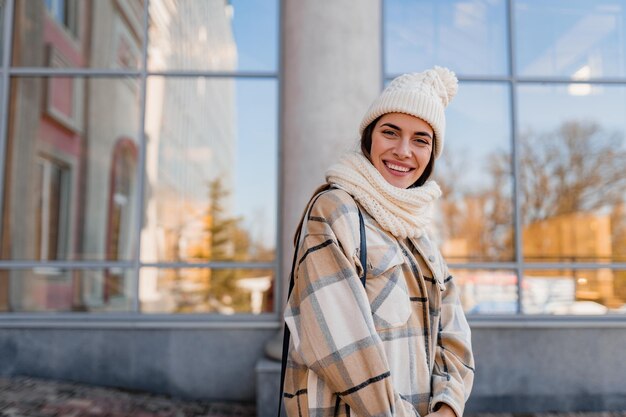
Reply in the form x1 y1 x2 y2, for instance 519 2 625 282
140 261 277 269
8 68 143 77
0 313 281 329
385 74 626 85
145 70 278 78
6 69 279 78
515 77 626 85
448 262 518 270
448 262 626 270
3 261 620 271
0 261 278 270
0 261 136 269
469 314 626 328
521 262 626 270
385 74 513 83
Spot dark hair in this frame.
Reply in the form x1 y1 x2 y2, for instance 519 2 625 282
360 116 435 188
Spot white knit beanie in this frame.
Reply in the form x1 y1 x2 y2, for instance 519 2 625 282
359 66 458 159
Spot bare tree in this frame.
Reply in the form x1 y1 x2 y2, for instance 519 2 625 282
436 120 626 263
520 121 626 225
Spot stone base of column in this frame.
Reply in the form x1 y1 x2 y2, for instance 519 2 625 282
256 358 283 417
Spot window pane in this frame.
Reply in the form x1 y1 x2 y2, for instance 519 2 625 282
0 268 134 312
142 77 277 263
522 269 626 314
2 77 141 261
518 85 626 263
148 0 278 72
13 0 144 69
385 0 508 76
434 82 514 262
452 269 518 314
515 0 626 78
140 268 274 314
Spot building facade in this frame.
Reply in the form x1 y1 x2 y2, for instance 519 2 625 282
0 0 625 413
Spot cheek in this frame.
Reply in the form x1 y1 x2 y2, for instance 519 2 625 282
369 137 387 162
417 148 432 165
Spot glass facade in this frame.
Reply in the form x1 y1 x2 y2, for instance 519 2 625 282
4 76 141 261
14 0 143 69
385 0 626 315
0 0 624 319
2 268 135 312
385 0 508 76
0 0 278 315
515 1 626 78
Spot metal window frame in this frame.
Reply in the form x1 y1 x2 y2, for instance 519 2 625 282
0 0 14 250
0 0 283 326
381 0 626 323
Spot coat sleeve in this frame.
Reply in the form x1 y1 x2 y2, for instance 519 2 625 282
284 192 418 417
429 259 475 417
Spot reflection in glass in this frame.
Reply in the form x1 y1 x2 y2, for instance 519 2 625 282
434 82 514 262
0 268 134 312
522 269 626 315
142 77 277 263
452 269 518 314
518 85 626 263
13 0 144 69
384 0 507 76
515 1 626 78
140 268 274 314
2 77 141 261
148 0 278 72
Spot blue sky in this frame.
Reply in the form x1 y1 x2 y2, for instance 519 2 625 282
229 0 279 246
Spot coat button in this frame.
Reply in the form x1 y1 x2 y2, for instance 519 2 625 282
428 255 435 262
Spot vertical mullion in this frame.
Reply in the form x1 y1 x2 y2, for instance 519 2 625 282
379 0 385 91
131 0 151 314
275 0 284 314
0 0 15 247
507 0 523 314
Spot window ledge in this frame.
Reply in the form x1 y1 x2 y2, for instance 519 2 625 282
468 314 626 328
0 313 282 329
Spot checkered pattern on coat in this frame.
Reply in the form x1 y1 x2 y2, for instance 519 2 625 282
284 189 474 417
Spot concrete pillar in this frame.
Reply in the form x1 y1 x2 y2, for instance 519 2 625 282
280 0 382 304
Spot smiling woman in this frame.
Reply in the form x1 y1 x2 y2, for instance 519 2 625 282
281 67 474 417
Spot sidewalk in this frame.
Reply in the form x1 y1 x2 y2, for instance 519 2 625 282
0 376 255 417
1 376 625 417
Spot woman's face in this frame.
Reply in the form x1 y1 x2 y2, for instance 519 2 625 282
370 112 434 189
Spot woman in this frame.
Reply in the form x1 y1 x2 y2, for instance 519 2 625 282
283 67 474 417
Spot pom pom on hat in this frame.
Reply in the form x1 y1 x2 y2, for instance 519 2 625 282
432 66 458 106
359 66 458 159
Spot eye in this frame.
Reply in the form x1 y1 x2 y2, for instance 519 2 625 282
382 129 397 137
413 137 430 145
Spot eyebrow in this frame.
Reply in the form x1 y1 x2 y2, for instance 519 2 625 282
381 123 433 140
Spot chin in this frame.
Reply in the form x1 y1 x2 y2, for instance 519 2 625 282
387 178 413 189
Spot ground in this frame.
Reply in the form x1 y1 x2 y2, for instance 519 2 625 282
1 377 624 417
0 377 255 417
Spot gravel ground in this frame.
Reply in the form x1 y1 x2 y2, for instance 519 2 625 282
0 377 255 417
1 377 624 417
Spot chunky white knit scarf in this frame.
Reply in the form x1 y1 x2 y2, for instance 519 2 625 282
325 152 441 238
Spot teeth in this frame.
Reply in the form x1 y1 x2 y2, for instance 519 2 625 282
385 162 411 172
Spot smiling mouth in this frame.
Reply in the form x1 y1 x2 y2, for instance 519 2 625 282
384 161 414 173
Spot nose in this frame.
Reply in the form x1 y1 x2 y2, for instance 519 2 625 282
392 138 411 159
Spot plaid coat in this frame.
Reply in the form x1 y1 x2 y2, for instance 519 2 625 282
284 188 474 417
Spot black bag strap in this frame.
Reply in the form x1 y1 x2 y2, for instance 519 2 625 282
278 198 367 417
